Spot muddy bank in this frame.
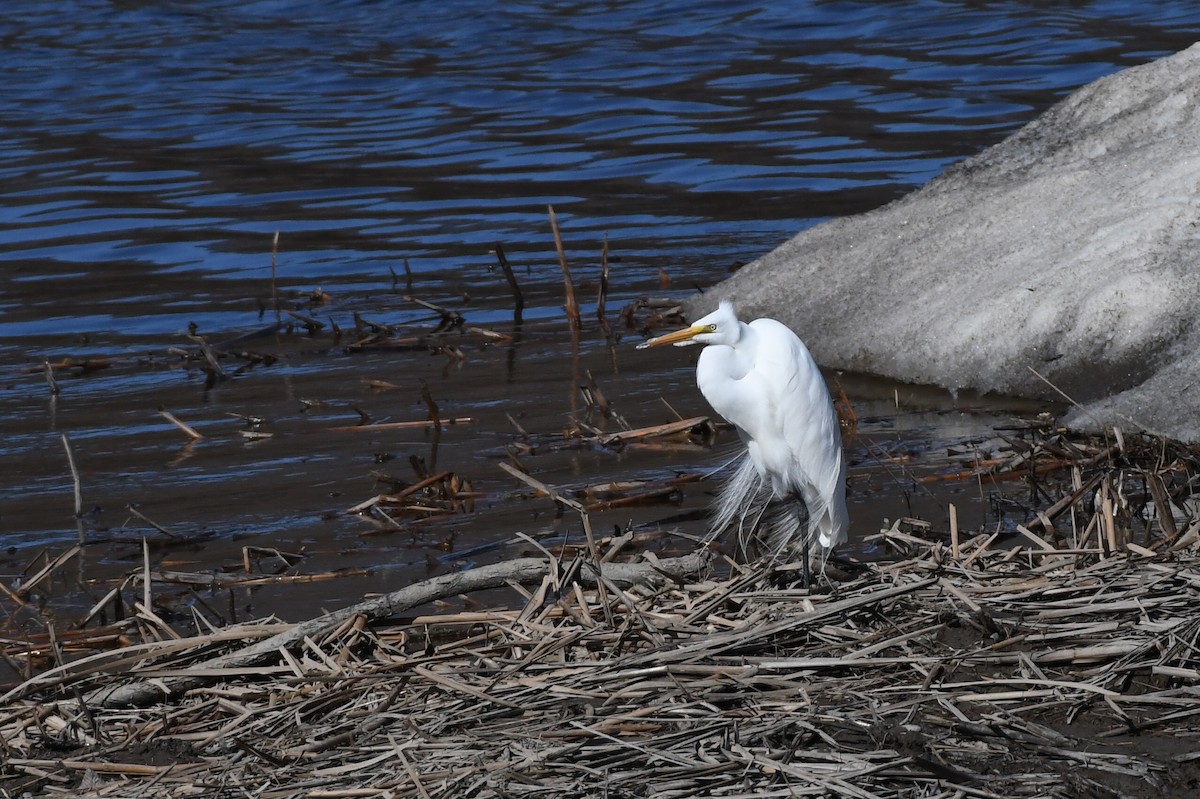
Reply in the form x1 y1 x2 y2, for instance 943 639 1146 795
0 262 1055 636
4 423 1199 798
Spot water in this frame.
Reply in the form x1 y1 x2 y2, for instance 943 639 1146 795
2 1 1198 622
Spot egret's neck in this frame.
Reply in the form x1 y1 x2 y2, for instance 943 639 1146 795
698 321 755 382
713 319 748 349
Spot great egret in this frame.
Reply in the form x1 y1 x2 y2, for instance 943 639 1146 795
638 301 849 574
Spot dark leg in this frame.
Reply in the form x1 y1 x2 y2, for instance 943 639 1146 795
794 494 812 588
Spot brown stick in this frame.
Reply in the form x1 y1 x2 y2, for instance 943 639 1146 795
186 334 228 382
950 503 960 560
44 360 60 396
494 242 524 325
344 470 455 514
61 432 82 518
17 545 82 597
421 382 441 472
158 409 204 441
270 231 281 325
596 416 709 446
1024 472 1103 533
125 505 181 539
548 206 581 332
1146 471 1179 543
597 235 611 333
324 418 472 433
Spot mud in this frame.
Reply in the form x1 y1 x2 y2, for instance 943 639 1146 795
0 271 1053 636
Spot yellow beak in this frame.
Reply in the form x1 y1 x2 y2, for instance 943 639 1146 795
636 325 704 349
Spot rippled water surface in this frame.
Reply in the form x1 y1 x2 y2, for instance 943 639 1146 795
3 1 1199 622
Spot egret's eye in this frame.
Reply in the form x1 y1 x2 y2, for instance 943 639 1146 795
707 324 717 332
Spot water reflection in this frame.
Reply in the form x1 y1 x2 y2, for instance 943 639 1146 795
4 2 1199 304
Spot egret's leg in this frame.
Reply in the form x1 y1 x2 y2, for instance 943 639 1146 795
794 495 815 588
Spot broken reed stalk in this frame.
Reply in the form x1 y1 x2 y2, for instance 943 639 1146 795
1146 471 1179 543
597 234 611 332
421 382 441 472
44 360 59 396
325 417 472 433
61 432 84 543
500 460 603 562
597 234 620 374
547 205 583 422
833 376 858 444
158 409 203 441
270 230 281 325
124 505 180 539
141 538 151 615
949 502 960 559
186 334 227 382
1102 491 1118 557
1027 364 1137 435
493 242 524 325
548 205 581 333
496 460 610 629
60 432 82 517
15 545 81 597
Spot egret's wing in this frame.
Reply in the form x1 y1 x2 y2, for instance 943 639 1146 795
748 319 849 558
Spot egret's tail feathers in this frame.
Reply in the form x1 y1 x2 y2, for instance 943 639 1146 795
761 500 805 561
708 450 845 569
742 501 839 571
709 453 765 540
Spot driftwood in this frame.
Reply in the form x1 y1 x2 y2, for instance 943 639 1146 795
83 550 711 709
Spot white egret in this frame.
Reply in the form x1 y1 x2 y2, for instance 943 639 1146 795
639 301 848 575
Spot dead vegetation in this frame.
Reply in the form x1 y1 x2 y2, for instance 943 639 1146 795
3 425 1200 798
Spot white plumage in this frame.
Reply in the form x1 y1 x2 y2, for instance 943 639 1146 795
639 301 849 568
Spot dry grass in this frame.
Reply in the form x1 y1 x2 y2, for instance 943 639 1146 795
4 429 1200 798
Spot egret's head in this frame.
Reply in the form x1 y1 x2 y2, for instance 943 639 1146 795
637 300 739 349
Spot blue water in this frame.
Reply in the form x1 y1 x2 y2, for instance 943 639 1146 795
3 0 1199 342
